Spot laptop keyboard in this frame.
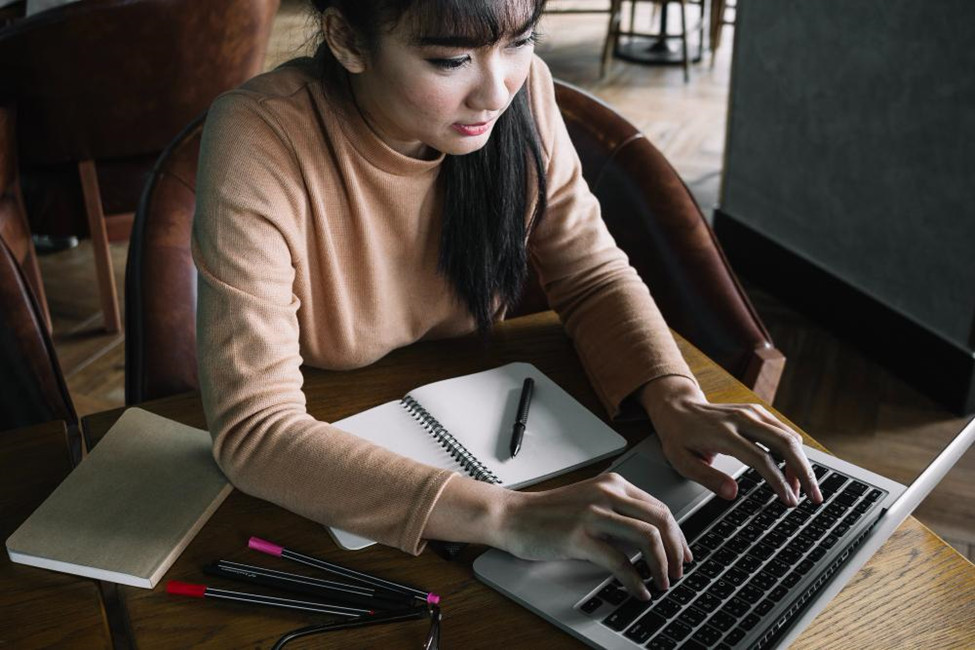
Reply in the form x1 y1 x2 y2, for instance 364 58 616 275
579 463 887 649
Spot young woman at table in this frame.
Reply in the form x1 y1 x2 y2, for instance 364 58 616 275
193 0 822 600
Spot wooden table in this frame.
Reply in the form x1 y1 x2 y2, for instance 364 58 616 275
0 420 113 648
9 312 974 648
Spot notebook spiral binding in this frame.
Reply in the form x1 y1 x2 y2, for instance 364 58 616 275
400 396 503 484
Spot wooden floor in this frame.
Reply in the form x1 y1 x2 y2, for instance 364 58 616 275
37 1 973 562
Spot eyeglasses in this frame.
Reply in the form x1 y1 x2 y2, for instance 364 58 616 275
272 604 441 650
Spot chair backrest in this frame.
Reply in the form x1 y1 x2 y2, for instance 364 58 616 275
519 80 776 384
125 114 205 405
0 237 75 432
126 80 778 405
0 0 280 166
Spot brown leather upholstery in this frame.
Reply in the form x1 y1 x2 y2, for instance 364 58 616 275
512 81 783 401
1 0 280 230
0 0 280 331
125 115 205 405
0 103 49 330
0 236 75 434
126 80 783 405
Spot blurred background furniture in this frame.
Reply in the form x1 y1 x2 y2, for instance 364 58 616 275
125 81 783 407
0 103 49 331
603 0 706 81
0 236 77 449
0 0 280 332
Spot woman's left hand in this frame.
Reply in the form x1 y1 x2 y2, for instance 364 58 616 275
638 376 823 506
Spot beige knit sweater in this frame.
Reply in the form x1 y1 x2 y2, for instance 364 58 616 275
192 55 694 554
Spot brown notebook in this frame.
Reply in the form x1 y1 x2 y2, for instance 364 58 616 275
5 408 232 588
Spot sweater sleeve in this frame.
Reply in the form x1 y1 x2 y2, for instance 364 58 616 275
192 93 455 555
525 58 697 417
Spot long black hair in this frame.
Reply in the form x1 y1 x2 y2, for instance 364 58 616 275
309 0 548 334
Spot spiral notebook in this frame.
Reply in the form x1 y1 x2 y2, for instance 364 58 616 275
327 362 627 550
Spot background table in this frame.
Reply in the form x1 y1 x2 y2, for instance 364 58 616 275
50 312 975 647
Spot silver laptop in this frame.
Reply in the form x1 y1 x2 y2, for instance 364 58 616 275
474 417 975 649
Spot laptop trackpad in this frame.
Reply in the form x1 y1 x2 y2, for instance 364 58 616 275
610 437 746 520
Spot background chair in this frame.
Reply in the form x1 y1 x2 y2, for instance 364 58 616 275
125 81 783 406
0 0 280 332
0 236 77 443
0 103 50 331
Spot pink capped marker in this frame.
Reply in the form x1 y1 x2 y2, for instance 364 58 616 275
248 536 440 605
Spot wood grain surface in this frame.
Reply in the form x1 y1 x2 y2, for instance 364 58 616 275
76 312 975 649
0 420 113 649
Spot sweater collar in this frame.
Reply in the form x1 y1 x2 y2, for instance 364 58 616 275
331 88 446 177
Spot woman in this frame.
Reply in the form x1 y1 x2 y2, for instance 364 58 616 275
193 0 822 601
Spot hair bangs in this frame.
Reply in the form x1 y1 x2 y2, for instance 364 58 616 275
404 0 544 48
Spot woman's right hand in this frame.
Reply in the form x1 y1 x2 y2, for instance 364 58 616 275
493 473 692 600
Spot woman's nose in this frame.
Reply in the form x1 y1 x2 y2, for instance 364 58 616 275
468 61 510 113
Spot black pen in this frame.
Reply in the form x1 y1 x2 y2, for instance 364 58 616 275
510 377 534 457
203 560 417 610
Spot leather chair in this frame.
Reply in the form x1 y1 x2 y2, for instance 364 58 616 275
0 235 76 438
0 103 50 331
0 0 280 332
126 81 783 406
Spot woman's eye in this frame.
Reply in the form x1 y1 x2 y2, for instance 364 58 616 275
511 32 540 49
429 56 470 70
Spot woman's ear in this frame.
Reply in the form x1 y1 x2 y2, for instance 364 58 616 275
322 8 367 74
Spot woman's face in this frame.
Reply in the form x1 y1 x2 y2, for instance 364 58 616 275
348 12 537 159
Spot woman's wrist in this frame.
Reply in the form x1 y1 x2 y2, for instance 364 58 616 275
422 475 514 549
637 374 705 424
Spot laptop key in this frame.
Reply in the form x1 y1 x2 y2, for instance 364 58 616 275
811 464 828 479
681 494 741 542
769 585 789 602
671 585 696 605
678 605 708 627
725 568 749 586
691 624 723 646
623 611 665 643
740 613 762 630
819 473 848 498
690 542 711 561
654 597 682 619
808 547 827 562
700 560 724 578
790 535 814 553
714 548 737 565
848 480 869 495
597 584 628 605
735 554 762 573
602 597 652 631
680 641 707 650
776 547 803 565
782 572 803 588
725 627 747 645
580 597 602 613
722 597 751 617
710 579 735 599
821 534 840 550
662 620 693 641
754 599 775 615
747 542 776 561
686 572 711 592
766 559 790 578
749 571 776 591
694 592 723 613
865 488 883 502
796 558 815 575
739 584 764 604
709 611 736 631
646 636 678 650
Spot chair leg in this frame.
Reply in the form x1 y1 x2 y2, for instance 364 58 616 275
679 0 690 82
77 160 121 333
710 0 726 68
12 180 52 333
601 0 624 80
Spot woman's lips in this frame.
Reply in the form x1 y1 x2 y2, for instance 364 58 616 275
452 120 492 136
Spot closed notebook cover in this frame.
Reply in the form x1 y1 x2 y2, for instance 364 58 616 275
5 408 232 588
329 362 627 549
